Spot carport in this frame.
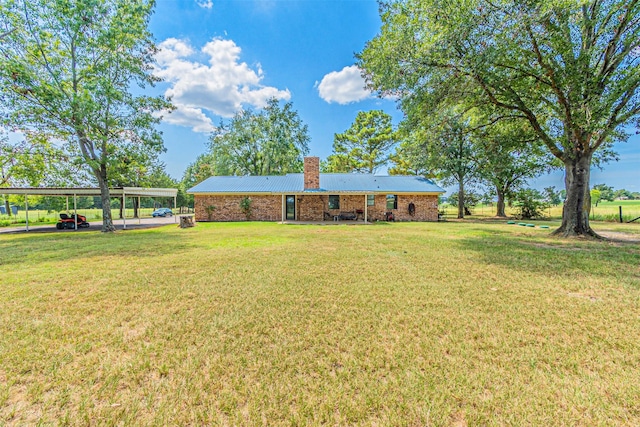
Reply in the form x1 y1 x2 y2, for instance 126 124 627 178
1 187 178 231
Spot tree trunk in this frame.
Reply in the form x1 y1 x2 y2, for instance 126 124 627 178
553 152 598 237
119 197 124 219
95 165 116 232
133 198 139 218
495 187 506 217
457 181 464 219
3 197 10 217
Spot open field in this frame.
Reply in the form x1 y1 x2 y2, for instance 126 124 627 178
441 200 640 222
1 221 639 425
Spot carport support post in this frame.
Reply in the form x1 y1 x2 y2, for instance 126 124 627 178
174 195 177 224
138 196 141 225
25 194 29 231
122 191 126 230
74 194 77 230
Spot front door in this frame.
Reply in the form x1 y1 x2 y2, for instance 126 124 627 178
286 195 295 220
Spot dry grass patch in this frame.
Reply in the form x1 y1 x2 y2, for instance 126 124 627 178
1 221 639 425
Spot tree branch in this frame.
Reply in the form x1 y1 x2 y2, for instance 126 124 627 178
472 72 565 159
593 89 640 150
21 0 73 107
467 114 528 132
600 0 639 77
493 62 553 87
526 22 575 143
0 28 16 40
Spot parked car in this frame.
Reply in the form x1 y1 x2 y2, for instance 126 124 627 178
152 208 173 217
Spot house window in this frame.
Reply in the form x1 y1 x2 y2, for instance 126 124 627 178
329 195 340 210
386 195 398 210
367 195 375 206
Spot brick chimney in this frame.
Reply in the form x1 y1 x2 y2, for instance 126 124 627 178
304 157 320 190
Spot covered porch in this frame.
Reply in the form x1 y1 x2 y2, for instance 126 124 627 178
280 192 394 223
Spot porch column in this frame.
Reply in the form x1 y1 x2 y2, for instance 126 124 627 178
364 194 368 223
281 194 285 222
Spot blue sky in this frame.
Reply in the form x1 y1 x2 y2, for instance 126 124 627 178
149 0 638 193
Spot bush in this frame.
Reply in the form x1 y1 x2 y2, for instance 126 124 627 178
240 197 253 220
205 205 217 220
512 189 549 219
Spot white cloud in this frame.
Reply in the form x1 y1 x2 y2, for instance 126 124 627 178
155 37 290 133
196 0 213 9
317 65 372 104
155 38 194 65
159 106 216 133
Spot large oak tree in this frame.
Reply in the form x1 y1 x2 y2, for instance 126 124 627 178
358 0 640 237
0 0 171 231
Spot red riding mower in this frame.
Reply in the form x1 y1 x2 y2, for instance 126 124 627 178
56 213 90 229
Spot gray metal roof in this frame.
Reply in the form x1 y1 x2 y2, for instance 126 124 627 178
188 173 444 194
188 175 301 194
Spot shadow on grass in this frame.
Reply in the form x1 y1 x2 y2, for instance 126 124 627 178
0 227 195 267
455 231 640 286
0 222 299 268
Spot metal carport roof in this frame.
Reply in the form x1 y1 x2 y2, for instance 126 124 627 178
1 187 178 198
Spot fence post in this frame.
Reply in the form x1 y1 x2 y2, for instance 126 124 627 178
619 205 623 223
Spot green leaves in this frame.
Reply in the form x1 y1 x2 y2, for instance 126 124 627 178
0 130 69 187
359 0 640 161
0 0 172 231
359 0 640 234
325 110 398 173
208 98 310 176
0 0 169 153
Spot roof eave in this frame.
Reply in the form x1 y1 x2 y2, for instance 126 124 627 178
189 190 445 195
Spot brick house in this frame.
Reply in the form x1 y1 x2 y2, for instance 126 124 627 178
188 157 445 222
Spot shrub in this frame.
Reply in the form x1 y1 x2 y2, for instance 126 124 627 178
512 189 549 220
205 205 217 221
240 197 252 220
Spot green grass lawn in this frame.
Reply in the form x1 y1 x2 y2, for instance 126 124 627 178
1 221 639 425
